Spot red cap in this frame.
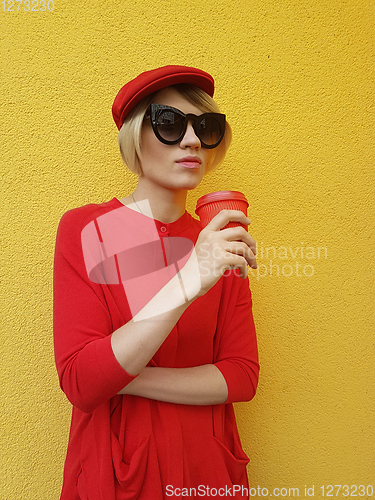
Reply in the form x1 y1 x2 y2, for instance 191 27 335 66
112 65 215 130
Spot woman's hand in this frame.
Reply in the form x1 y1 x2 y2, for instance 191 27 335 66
183 210 257 298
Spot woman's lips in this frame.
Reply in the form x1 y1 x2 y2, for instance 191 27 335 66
176 156 202 169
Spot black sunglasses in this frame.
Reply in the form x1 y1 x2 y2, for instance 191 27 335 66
145 104 226 149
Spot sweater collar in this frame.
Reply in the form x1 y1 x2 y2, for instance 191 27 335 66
112 197 196 235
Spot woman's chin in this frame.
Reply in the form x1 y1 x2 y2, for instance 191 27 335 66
174 170 205 190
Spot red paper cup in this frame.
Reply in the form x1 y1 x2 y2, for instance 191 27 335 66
195 191 249 230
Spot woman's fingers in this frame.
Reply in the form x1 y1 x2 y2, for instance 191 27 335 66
220 226 257 254
190 209 258 296
224 241 257 269
203 210 256 254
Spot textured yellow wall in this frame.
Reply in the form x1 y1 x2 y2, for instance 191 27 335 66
1 0 374 498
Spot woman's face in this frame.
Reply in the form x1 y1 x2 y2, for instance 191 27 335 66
139 87 210 192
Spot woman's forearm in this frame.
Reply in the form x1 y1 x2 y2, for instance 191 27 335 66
110 258 200 376
118 365 228 405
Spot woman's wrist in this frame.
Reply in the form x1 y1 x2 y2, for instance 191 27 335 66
132 265 197 323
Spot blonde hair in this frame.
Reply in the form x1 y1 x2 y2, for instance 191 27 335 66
118 84 232 176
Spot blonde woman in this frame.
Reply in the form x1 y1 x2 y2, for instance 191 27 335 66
54 65 259 499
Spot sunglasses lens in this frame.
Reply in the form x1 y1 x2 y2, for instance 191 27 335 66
196 116 222 146
156 110 185 143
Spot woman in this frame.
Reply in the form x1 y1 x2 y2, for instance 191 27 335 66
53 65 259 499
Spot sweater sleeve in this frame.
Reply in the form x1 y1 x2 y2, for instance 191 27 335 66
213 272 260 404
53 208 136 413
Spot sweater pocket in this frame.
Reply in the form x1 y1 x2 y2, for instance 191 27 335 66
111 430 150 497
211 403 249 485
212 435 250 487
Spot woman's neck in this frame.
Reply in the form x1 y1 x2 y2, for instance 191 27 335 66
120 181 188 223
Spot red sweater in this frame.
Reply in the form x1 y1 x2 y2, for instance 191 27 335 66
53 198 259 499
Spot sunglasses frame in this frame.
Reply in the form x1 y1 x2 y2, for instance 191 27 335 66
146 104 226 149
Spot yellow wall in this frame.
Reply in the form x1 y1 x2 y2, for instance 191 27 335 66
1 0 374 498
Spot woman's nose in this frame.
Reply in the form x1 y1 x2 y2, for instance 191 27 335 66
179 122 201 149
